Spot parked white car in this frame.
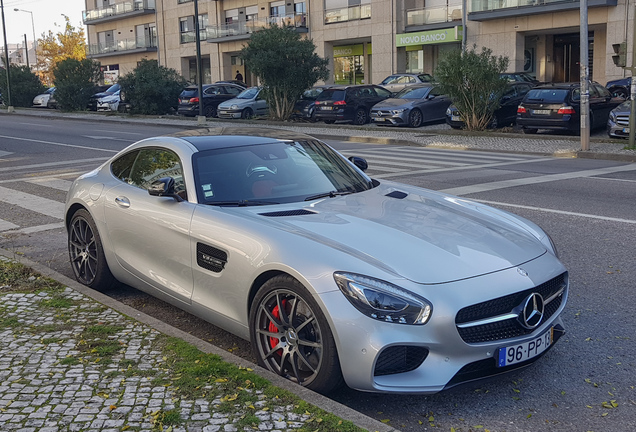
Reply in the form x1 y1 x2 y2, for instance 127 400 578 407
96 90 120 112
32 87 56 108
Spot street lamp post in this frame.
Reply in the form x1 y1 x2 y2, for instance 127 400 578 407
1 0 13 111
14 8 38 74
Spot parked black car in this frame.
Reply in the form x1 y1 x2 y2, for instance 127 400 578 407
87 84 120 111
292 85 332 121
177 83 244 117
500 72 540 85
606 77 631 99
516 82 623 135
446 82 534 129
314 84 393 125
216 79 247 88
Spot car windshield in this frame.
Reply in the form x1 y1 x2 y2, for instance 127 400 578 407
106 84 120 93
381 76 399 85
417 74 433 82
45 87 55 94
526 89 570 103
192 140 374 205
395 86 430 99
237 88 259 99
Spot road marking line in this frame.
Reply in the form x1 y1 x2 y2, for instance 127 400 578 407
0 151 13 158
475 199 636 225
440 164 636 196
0 135 120 153
0 219 19 231
349 146 534 162
345 150 470 166
375 157 553 179
0 172 85 185
1 222 65 235
92 129 143 135
26 178 73 192
0 158 108 173
0 186 64 219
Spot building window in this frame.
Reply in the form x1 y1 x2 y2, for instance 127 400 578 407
270 1 285 17
225 8 239 25
325 0 371 23
180 15 207 43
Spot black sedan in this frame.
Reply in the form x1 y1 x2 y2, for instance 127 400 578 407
370 84 451 128
314 85 393 125
292 85 332 122
178 84 245 117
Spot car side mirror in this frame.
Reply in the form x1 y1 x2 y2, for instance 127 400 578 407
149 177 183 202
348 156 368 172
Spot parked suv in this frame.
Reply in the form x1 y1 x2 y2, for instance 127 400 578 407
314 84 393 125
516 82 622 134
178 83 244 117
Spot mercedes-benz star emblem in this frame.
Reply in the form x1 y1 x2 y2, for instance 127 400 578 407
520 293 544 329
517 267 529 277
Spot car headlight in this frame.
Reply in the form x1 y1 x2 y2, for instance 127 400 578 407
391 109 406 114
230 104 239 110
333 272 432 325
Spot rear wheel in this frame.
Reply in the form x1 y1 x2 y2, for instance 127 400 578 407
408 109 423 128
353 108 368 125
204 105 217 118
68 209 116 291
250 275 343 394
324 119 335 124
611 87 628 99
522 127 538 134
241 108 254 119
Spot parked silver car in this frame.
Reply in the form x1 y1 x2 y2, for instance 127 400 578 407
379 73 433 93
32 87 56 108
607 100 631 138
65 127 568 394
370 84 451 127
217 87 268 119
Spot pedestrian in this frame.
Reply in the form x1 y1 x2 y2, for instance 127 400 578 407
235 70 243 82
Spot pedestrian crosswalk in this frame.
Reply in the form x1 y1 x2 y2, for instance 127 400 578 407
0 148 546 235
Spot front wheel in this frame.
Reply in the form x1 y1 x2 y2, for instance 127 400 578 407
241 108 254 119
68 209 116 291
204 105 217 118
249 275 343 394
353 108 369 125
408 109 423 128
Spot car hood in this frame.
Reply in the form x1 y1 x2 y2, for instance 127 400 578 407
219 98 255 109
373 98 418 109
247 183 546 284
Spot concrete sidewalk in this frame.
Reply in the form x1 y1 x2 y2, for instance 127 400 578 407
3 107 636 162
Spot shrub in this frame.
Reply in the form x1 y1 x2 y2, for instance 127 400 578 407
52 58 102 111
435 45 510 131
117 59 187 115
0 65 46 107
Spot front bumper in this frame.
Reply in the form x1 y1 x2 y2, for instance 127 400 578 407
217 109 243 119
318 252 568 393
371 110 408 125
607 116 630 138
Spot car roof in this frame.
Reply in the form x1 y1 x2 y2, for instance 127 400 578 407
532 82 580 89
168 127 319 151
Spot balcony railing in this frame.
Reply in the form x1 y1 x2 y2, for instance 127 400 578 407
180 29 209 44
207 13 307 40
87 37 157 56
324 4 371 23
471 0 574 13
83 0 156 24
406 5 463 26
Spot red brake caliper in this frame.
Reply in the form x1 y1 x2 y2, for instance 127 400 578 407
268 299 287 354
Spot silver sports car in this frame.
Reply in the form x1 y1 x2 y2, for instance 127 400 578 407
65 127 568 394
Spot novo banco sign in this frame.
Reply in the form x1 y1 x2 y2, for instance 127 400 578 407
396 27 463 47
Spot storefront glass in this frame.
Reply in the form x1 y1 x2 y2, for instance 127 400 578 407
333 44 367 84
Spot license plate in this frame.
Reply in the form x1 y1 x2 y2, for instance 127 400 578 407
623 127 630 133
219 110 228 114
320 106 333 110
497 327 553 367
451 115 461 121
533 109 550 115
373 117 385 121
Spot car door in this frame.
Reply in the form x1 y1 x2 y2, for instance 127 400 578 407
103 147 195 304
592 84 617 127
254 89 268 115
424 86 452 121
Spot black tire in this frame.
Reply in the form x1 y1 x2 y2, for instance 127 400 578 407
249 275 343 394
204 105 217 118
241 108 254 119
450 124 462 130
489 115 499 129
324 119 335 124
353 108 368 125
522 127 538 134
408 109 423 128
308 107 318 122
68 209 117 291
611 87 628 99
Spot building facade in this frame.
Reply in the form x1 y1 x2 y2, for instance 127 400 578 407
83 0 633 86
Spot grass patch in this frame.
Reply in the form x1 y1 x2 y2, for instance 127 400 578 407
40 295 76 309
0 259 66 293
41 337 65 344
85 324 125 335
236 414 260 429
60 357 80 366
0 316 20 328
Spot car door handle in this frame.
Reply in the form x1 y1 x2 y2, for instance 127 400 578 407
115 196 130 208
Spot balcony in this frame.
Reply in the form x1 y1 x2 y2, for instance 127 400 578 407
181 29 209 44
324 4 371 24
87 37 157 58
469 0 617 21
405 5 463 31
83 0 156 24
207 13 307 43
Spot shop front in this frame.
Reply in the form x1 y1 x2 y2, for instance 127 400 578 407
396 27 462 75
333 43 371 85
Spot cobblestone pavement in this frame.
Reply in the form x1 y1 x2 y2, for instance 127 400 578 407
0 281 321 432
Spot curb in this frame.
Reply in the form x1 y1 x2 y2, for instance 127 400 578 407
0 247 399 432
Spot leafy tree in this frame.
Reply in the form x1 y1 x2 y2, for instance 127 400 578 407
53 58 102 111
0 65 46 107
117 59 187 115
240 25 329 121
36 15 87 85
435 45 509 131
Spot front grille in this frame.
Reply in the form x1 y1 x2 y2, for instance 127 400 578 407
616 114 630 127
374 346 429 377
455 273 567 344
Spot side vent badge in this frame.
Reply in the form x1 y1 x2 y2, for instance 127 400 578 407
197 243 228 273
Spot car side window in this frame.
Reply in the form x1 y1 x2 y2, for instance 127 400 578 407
595 85 611 98
571 88 581 101
225 86 241 95
128 148 187 198
374 87 392 98
429 87 442 97
517 85 531 97
364 87 377 97
204 87 220 95
111 150 140 183
588 86 600 98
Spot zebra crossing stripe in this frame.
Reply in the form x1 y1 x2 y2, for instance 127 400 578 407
0 186 65 219
25 178 73 192
0 219 19 231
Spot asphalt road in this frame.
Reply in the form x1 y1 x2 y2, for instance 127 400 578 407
1 116 635 432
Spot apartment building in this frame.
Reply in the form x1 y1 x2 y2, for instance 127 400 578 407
83 0 632 86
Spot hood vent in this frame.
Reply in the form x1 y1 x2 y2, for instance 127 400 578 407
259 209 317 217
385 191 408 199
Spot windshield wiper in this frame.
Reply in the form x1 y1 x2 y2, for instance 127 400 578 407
207 200 279 207
304 190 354 201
